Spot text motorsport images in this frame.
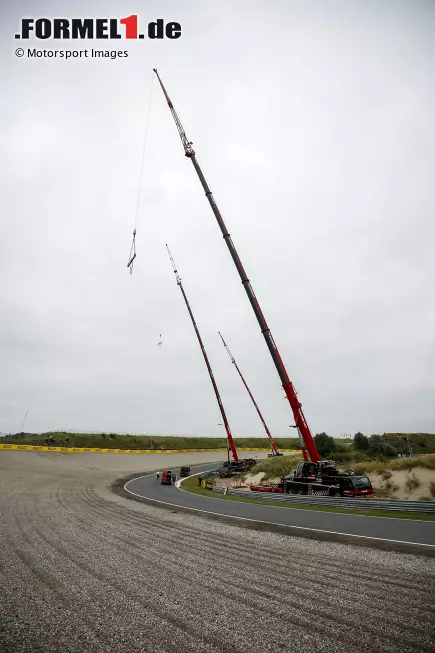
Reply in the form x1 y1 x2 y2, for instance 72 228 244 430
14 15 181 59
16 48 130 59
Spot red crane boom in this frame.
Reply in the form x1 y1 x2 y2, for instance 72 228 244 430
166 245 239 462
218 332 279 456
155 70 320 463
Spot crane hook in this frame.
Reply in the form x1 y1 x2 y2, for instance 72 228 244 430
127 229 137 274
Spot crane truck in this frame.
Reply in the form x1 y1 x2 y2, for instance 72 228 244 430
154 69 374 498
280 460 373 497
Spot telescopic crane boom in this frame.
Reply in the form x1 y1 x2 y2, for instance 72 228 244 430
166 245 239 462
154 69 320 463
218 332 279 456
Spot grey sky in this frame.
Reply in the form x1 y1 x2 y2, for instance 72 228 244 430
1 0 434 438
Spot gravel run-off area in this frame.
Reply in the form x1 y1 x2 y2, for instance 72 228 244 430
1 450 434 653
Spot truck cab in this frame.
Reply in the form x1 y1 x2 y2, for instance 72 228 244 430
338 475 373 497
161 469 173 485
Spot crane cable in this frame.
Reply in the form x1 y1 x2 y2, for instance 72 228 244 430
127 71 155 274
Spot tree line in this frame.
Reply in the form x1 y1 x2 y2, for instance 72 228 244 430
313 431 434 459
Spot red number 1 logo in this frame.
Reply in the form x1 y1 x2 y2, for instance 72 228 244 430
120 15 138 39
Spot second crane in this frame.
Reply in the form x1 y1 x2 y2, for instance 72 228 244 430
218 332 282 458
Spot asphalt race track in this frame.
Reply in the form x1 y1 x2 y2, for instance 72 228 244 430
1 451 435 653
126 464 435 550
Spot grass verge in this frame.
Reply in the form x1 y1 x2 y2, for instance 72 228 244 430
353 454 435 474
180 474 435 521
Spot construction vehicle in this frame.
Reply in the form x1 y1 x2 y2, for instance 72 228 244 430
166 245 238 464
247 459 374 496
218 332 282 457
161 469 173 485
153 68 316 464
217 458 256 478
281 460 373 497
154 69 373 497
167 245 255 472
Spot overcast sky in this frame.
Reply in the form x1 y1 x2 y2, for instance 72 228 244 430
1 0 434 438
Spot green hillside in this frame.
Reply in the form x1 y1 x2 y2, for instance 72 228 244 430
3 431 434 457
1 432 302 451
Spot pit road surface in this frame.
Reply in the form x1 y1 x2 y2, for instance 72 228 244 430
1 451 434 653
127 464 435 547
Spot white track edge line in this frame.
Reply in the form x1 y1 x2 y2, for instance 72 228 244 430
123 476 435 549
176 470 435 524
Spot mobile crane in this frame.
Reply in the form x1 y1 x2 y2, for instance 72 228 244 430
166 245 255 474
166 245 237 463
154 68 315 464
155 70 373 497
218 331 282 457
281 460 374 498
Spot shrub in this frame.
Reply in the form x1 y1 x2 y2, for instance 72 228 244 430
252 454 302 480
352 454 435 475
353 462 369 475
422 457 435 470
314 433 334 457
375 487 390 498
331 450 353 463
405 472 421 492
383 481 399 497
382 444 398 457
368 434 383 454
429 482 435 498
354 432 369 450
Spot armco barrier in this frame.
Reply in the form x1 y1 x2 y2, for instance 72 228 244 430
0 443 300 455
211 486 435 513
